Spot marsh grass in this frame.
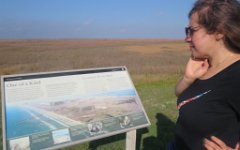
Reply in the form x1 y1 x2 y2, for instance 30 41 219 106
0 39 188 75
0 39 189 150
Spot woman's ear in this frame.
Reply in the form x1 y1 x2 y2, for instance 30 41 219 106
215 32 224 41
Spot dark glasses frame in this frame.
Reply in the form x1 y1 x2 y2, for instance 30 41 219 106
185 26 201 37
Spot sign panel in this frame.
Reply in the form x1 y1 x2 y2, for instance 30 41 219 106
1 66 150 150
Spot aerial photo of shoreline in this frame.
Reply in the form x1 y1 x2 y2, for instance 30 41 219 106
6 89 142 139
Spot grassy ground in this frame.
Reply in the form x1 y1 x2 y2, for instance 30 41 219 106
0 39 189 150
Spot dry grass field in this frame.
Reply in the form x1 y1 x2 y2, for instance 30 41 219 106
0 39 189 149
0 39 189 77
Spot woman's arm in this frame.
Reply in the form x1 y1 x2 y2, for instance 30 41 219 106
175 58 209 97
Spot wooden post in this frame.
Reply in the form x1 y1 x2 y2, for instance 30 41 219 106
126 130 136 150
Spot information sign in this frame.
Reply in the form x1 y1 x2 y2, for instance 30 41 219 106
1 66 150 150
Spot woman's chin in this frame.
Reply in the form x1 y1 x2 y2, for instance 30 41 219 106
191 54 207 61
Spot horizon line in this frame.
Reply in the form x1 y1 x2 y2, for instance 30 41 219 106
0 37 184 41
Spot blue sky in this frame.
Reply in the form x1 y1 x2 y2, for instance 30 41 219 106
0 0 196 39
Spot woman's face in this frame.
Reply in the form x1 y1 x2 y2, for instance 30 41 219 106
185 13 218 60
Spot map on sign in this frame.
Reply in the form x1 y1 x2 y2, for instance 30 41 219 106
1 66 150 150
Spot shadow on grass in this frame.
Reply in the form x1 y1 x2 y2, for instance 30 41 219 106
88 113 175 150
88 128 149 150
88 133 125 150
142 113 175 150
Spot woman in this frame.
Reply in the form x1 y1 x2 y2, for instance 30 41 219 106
174 0 240 149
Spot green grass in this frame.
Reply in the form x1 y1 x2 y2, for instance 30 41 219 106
135 74 179 150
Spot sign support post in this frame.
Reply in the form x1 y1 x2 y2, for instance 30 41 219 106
126 130 136 150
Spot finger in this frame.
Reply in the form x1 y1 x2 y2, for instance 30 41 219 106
203 143 215 150
210 136 228 149
234 142 240 149
201 59 209 69
203 58 209 66
203 138 220 150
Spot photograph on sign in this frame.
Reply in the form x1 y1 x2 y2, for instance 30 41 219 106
1 67 150 150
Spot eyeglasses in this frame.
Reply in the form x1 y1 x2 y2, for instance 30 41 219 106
185 26 201 37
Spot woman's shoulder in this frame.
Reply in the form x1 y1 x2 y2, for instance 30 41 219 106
213 60 240 87
221 60 240 76
229 59 240 69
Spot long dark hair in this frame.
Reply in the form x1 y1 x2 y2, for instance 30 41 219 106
189 0 240 53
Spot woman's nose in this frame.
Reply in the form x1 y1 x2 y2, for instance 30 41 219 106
185 36 191 43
